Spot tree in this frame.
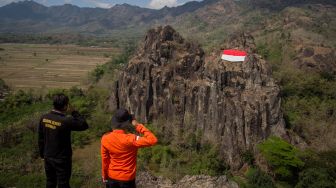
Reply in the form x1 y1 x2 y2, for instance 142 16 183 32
258 136 304 180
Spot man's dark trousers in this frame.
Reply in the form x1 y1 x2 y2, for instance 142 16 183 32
44 158 72 188
106 179 136 188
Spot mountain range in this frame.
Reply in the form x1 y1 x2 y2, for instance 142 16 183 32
0 0 335 73
0 0 217 34
0 0 335 34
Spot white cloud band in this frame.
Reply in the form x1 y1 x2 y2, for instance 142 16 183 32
148 0 178 9
84 0 113 8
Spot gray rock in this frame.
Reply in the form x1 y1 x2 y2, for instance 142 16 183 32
136 171 239 188
110 25 287 168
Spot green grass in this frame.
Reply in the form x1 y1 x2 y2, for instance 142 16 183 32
0 86 112 187
231 176 248 188
137 123 229 181
0 102 50 126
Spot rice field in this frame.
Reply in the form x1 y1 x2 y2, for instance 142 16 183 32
0 43 119 90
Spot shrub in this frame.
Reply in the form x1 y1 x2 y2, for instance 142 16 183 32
301 150 336 180
246 168 275 188
89 49 132 83
45 88 67 100
68 86 84 98
90 64 105 83
189 143 228 176
0 78 9 91
295 168 335 188
258 136 304 180
137 137 228 180
242 150 255 166
256 43 270 59
1 90 40 111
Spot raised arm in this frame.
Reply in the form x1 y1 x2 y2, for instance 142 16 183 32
132 121 158 148
65 111 89 131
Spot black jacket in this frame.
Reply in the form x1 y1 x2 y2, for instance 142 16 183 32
38 110 88 159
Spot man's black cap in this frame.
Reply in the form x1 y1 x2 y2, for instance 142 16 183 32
111 108 133 128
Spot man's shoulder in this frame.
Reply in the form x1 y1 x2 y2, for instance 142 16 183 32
40 111 52 120
40 111 68 126
102 132 112 139
41 111 51 117
42 111 64 117
101 132 135 140
101 132 113 145
103 131 112 135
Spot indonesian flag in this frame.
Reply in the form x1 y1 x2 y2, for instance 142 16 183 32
221 49 247 62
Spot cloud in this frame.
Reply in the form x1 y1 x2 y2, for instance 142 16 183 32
148 0 178 9
0 0 20 7
0 0 56 7
64 0 72 4
84 0 113 8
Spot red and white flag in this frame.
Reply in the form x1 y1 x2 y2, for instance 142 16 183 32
221 49 247 62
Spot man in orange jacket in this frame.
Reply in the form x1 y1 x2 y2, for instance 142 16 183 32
101 108 158 188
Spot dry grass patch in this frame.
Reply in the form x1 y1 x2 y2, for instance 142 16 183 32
0 43 120 90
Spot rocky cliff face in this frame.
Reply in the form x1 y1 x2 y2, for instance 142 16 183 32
109 25 287 167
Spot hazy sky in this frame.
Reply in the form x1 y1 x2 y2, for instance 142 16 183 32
0 0 202 9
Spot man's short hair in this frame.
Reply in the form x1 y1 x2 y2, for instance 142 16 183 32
53 93 69 111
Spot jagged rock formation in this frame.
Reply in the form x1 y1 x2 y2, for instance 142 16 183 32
109 25 287 167
293 45 336 74
136 171 239 188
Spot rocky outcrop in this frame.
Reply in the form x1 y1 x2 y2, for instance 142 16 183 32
109 25 287 168
136 171 239 188
293 45 336 74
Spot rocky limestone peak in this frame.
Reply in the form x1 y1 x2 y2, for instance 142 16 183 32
110 25 287 168
135 25 205 78
141 25 184 53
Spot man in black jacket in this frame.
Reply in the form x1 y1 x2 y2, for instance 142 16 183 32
38 93 89 188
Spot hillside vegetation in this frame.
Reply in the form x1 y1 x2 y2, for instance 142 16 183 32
171 0 336 152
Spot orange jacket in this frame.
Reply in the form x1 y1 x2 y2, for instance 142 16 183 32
101 124 158 181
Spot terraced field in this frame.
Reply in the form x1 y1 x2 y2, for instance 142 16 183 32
0 44 119 90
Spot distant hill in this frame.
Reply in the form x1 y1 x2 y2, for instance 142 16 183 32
0 0 214 34
0 0 335 72
168 0 336 73
0 0 334 35
247 0 336 10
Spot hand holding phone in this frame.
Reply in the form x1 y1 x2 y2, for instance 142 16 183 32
131 119 139 126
